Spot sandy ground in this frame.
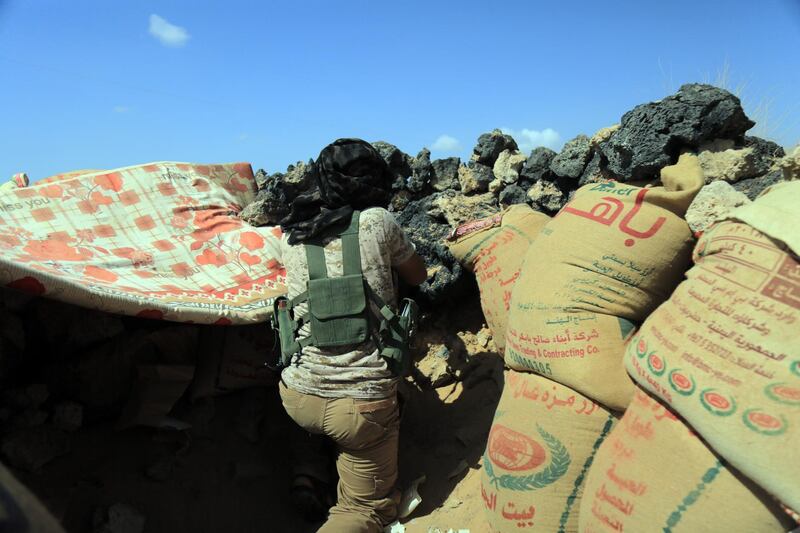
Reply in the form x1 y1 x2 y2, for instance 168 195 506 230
12 303 503 533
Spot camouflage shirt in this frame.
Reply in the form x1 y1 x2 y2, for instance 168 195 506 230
279 207 416 399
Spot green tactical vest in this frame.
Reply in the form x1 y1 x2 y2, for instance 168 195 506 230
272 210 417 376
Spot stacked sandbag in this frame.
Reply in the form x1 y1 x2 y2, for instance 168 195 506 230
447 204 550 352
481 370 618 532
622 180 800 513
504 154 706 410
579 387 794 532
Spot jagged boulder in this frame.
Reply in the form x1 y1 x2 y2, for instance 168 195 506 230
471 129 518 167
697 139 763 183
550 134 592 179
408 148 433 194
498 184 528 206
493 150 527 184
777 144 800 181
600 84 755 181
458 162 493 195
372 141 413 190
527 179 565 213
733 169 786 200
519 147 557 184
431 157 461 192
685 181 751 233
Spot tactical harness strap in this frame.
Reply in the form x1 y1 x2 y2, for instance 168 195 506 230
272 211 417 376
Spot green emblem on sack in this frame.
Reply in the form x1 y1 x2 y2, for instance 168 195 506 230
484 424 570 491
669 369 696 396
764 383 800 406
742 409 788 436
647 352 667 376
700 389 737 417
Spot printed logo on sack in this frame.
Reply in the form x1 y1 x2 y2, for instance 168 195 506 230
669 370 696 396
791 361 800 378
700 389 737 417
742 409 788 436
484 424 570 491
488 425 547 472
635 336 648 358
764 383 800 406
647 352 666 376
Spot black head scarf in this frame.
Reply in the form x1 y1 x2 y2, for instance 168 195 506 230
280 138 392 244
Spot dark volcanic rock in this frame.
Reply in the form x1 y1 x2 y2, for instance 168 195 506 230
1 425 70 471
458 162 493 194
372 141 413 191
744 136 785 176
519 147 557 184
408 148 433 194
499 185 528 206
430 157 461 192
732 169 786 201
394 195 473 304
600 84 755 181
242 162 315 226
471 129 518 167
578 151 612 186
550 135 592 179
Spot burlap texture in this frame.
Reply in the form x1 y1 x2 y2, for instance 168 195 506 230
481 370 618 532
504 154 704 410
579 387 793 532
448 204 550 352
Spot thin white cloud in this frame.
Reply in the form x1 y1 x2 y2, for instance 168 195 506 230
237 133 249 141
149 14 190 47
501 127 563 153
431 134 461 152
113 106 129 113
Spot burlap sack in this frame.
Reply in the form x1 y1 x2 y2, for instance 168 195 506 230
448 204 551 352
579 387 794 532
481 370 618 532
623 181 800 512
505 154 705 410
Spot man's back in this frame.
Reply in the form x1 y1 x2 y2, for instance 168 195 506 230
279 207 416 400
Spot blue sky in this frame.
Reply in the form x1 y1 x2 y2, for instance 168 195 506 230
1 0 799 182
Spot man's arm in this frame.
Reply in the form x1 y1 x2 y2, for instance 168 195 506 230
395 252 427 287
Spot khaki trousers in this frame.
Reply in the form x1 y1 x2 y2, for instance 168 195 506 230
279 382 400 533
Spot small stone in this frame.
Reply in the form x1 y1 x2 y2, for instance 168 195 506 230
492 150 527 184
777 144 800 181
11 409 48 428
93 503 146 533
476 330 491 349
26 384 49 407
144 455 175 482
685 181 751 233
550 135 592 179
390 190 413 212
488 178 504 196
1 425 70 471
53 402 83 432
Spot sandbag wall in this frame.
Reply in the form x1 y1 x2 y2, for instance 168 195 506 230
599 181 800 528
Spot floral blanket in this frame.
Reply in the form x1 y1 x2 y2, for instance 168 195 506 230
0 162 286 324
